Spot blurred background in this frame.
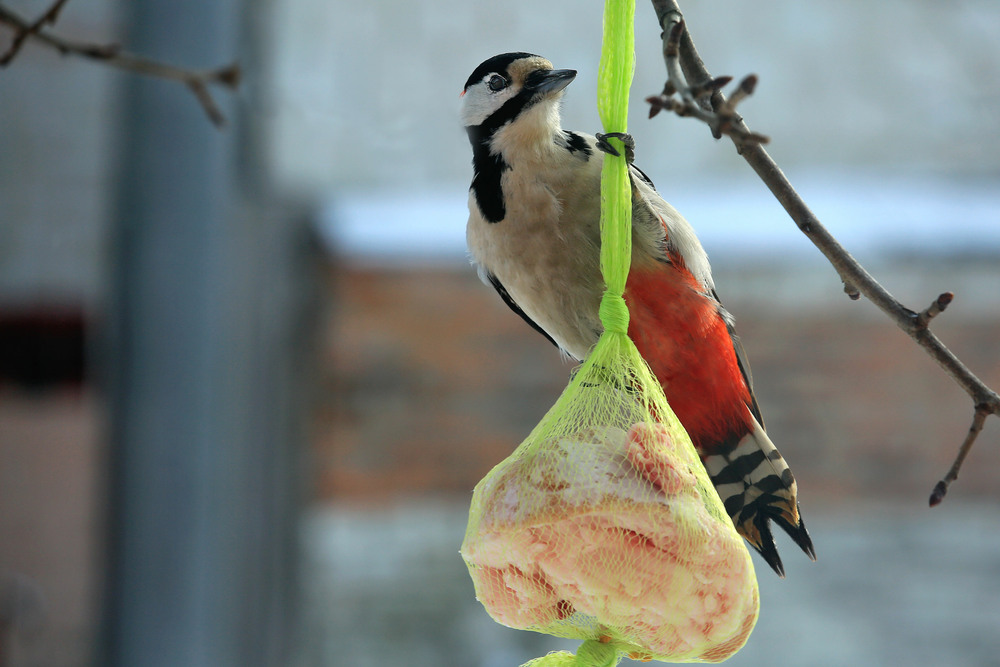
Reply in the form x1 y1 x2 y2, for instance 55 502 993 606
2 0 1000 666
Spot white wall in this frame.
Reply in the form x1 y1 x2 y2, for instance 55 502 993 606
3 0 1000 300
0 1 118 303
264 0 1000 193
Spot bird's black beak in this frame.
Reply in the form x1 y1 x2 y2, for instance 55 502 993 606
525 68 577 96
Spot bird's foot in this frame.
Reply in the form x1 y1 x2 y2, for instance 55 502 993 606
595 132 635 164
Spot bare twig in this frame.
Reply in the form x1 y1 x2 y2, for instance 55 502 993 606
645 20 769 149
648 0 1000 503
0 1 239 127
915 292 954 330
0 0 68 64
929 405 990 506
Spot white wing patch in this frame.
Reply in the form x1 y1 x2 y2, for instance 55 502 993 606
630 168 715 291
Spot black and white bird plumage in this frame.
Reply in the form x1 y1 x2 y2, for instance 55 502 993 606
460 52 814 576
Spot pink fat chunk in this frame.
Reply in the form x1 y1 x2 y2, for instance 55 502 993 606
462 424 759 662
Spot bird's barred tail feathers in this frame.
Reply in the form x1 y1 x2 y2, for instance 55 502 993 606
703 419 816 577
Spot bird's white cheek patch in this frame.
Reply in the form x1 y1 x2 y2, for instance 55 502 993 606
461 84 519 128
461 94 493 127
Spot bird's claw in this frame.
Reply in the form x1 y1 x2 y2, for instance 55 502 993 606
595 132 635 164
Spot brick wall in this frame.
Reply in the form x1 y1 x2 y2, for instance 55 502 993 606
316 262 1000 505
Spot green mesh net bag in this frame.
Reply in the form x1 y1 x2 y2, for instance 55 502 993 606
460 1 759 664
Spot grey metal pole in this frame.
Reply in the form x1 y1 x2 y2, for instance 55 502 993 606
100 1 309 665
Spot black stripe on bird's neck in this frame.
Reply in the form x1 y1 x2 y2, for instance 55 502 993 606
468 128 509 224
466 88 552 223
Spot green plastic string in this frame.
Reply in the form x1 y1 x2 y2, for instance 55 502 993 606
597 0 636 313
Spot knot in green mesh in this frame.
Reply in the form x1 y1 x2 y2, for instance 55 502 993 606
575 639 621 667
599 292 630 334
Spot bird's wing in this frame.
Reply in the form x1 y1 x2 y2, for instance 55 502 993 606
627 164 715 292
712 289 765 427
483 269 559 349
627 165 763 425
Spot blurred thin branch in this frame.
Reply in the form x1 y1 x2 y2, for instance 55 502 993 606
0 0 239 127
0 0 68 64
645 19 769 149
647 0 1000 506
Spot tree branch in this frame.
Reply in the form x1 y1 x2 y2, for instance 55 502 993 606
0 0 68 64
0 0 239 127
647 0 1000 505
645 20 769 149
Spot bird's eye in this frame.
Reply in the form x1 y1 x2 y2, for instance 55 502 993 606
487 74 507 92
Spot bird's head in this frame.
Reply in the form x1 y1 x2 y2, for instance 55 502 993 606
461 52 576 145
